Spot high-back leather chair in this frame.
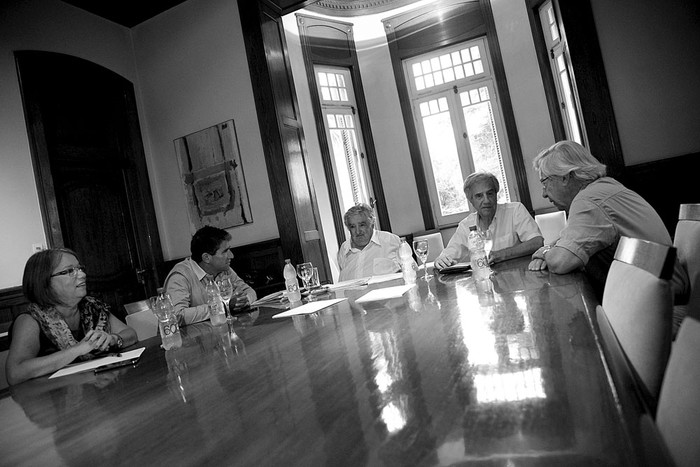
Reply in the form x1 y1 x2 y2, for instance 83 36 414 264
596 236 675 409
673 204 700 330
643 316 700 467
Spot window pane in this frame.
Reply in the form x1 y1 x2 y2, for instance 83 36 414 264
318 72 328 86
430 57 441 71
422 111 468 216
464 63 474 77
336 114 345 128
440 54 452 69
470 46 480 60
460 91 470 107
421 59 432 73
473 60 484 75
433 71 444 85
454 66 465 80
451 51 462 65
479 86 489 101
420 102 430 117
425 73 435 88
443 68 455 82
327 114 336 128
438 97 448 112
345 115 354 128
337 74 346 88
461 49 471 62
463 101 509 203
429 99 440 114
339 88 348 101
469 89 480 103
328 74 337 87
415 76 425 91
412 62 422 77
330 88 340 101
321 87 331 101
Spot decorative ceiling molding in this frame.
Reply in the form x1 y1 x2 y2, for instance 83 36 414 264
305 0 422 17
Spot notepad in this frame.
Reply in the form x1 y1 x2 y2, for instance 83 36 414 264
272 298 346 319
49 348 145 379
355 284 415 303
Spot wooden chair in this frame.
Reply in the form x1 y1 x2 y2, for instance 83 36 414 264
596 236 675 409
642 316 700 467
534 210 567 246
411 231 444 263
125 301 158 341
673 204 700 330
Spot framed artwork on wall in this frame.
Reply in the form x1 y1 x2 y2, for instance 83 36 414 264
174 120 252 232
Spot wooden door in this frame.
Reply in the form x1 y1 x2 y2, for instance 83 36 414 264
16 51 163 319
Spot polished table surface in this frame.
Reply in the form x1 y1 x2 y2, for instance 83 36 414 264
0 258 643 466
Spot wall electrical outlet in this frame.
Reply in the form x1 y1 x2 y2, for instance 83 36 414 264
32 243 44 253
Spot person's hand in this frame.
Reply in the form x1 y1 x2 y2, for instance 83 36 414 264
85 329 114 353
434 255 455 270
229 292 250 312
528 258 548 271
487 250 500 265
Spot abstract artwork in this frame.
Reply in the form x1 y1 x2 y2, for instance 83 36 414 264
174 120 252 231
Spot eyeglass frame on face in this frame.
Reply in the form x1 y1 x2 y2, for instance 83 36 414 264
50 265 86 278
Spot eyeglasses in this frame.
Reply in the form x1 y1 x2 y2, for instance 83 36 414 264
51 265 86 278
540 175 554 188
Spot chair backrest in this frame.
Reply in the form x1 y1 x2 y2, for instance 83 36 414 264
125 309 158 341
599 236 675 406
534 211 567 246
656 316 700 467
412 231 444 263
674 204 700 320
124 300 151 315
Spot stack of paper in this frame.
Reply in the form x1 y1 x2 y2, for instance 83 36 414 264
49 348 146 379
251 290 284 307
355 284 415 303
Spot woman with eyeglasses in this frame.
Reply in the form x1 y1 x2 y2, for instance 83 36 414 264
5 248 137 385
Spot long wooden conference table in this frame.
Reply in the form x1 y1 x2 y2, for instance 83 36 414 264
0 258 649 466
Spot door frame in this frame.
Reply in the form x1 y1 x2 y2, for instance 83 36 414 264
15 50 164 300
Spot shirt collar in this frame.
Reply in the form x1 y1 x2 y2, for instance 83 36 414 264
345 230 380 255
190 258 209 282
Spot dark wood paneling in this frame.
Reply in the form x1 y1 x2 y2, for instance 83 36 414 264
624 152 700 236
0 287 28 350
238 0 331 282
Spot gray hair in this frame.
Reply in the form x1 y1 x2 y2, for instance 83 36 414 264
533 140 606 182
344 203 374 226
463 172 500 197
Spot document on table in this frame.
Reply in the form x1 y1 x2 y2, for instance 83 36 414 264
272 298 346 319
251 290 285 307
49 348 146 379
355 284 415 303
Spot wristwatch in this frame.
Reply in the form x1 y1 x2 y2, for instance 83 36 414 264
112 333 124 350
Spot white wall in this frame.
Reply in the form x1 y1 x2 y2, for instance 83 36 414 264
590 0 700 165
132 0 278 260
0 0 136 289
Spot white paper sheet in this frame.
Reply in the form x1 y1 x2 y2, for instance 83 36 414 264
355 284 415 303
367 273 402 284
272 298 346 319
49 348 146 379
251 290 284 307
327 278 369 291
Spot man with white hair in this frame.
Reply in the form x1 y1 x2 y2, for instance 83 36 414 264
528 140 688 301
337 204 401 281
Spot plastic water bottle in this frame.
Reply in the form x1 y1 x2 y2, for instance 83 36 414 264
284 259 302 303
399 240 416 285
205 278 227 326
152 292 182 350
468 225 491 281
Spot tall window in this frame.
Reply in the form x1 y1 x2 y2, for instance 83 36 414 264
315 66 375 219
539 0 585 145
404 38 515 226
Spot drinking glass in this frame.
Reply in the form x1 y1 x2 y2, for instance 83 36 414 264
296 262 314 292
413 239 432 281
216 276 234 318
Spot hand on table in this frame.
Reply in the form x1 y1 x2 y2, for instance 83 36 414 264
434 255 455 270
80 330 115 355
